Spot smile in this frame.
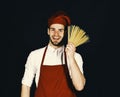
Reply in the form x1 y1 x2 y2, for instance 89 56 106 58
52 37 60 40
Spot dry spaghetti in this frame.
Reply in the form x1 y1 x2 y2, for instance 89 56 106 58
68 25 89 47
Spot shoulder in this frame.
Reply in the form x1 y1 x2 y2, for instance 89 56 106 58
28 46 46 58
31 46 46 54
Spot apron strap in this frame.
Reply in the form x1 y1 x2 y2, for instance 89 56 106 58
64 49 67 65
41 46 48 66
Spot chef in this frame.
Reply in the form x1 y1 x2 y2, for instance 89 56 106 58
21 11 86 97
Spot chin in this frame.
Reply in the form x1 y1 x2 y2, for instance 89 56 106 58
52 42 63 46
50 38 64 46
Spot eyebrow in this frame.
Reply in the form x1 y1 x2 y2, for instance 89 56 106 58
49 28 64 30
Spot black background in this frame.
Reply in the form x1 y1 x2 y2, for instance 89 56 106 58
3 0 120 97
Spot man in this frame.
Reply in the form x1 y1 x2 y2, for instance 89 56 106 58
21 11 86 97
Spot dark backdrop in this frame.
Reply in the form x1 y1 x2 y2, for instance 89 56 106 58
4 0 119 97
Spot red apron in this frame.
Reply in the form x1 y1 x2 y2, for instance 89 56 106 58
34 47 76 97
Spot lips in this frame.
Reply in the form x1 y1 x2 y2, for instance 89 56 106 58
52 37 60 40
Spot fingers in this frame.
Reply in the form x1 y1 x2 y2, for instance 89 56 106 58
65 43 76 58
66 42 76 51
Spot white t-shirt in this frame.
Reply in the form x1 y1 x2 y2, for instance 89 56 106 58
21 45 83 87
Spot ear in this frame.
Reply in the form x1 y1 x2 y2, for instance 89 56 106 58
47 28 50 35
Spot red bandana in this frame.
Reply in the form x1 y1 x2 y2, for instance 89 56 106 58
48 11 71 27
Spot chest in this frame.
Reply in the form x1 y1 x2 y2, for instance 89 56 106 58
43 50 65 65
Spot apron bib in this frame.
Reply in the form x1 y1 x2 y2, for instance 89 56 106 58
34 47 76 97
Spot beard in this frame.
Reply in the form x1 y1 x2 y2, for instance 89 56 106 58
50 32 68 47
50 39 63 46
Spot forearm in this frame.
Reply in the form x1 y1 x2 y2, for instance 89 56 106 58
65 43 86 91
68 57 86 91
21 84 30 97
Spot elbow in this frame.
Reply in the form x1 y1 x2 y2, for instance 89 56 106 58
75 84 85 91
75 79 86 91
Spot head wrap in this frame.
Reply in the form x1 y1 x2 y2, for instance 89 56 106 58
48 11 71 27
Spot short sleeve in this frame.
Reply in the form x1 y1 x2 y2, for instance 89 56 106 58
74 53 84 74
21 52 36 87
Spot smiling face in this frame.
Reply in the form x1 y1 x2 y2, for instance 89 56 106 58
48 24 66 48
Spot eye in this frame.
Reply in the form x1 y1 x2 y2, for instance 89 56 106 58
59 29 64 32
50 28 55 31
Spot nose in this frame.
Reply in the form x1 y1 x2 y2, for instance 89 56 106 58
54 30 59 36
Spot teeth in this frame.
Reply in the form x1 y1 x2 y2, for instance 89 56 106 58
53 37 59 39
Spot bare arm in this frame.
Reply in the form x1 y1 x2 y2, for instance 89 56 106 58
65 43 86 91
21 84 30 97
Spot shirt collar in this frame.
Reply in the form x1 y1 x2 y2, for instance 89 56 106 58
47 44 64 53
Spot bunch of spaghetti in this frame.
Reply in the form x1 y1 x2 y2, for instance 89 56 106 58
68 25 89 47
